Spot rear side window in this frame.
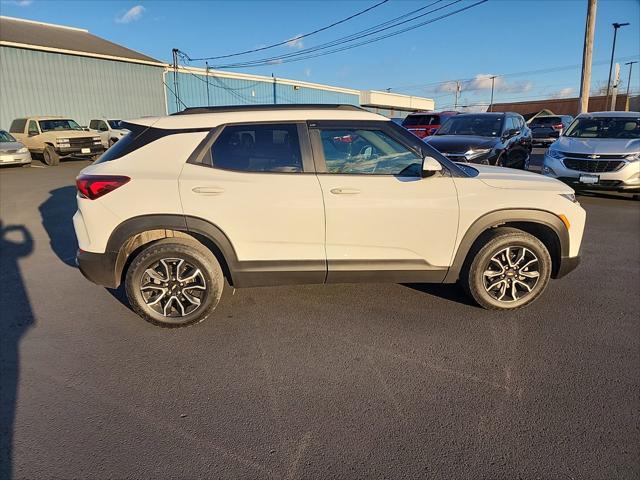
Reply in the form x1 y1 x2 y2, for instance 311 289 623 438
211 123 302 173
9 119 26 133
402 115 440 126
531 116 561 126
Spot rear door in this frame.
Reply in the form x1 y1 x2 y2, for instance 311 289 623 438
179 122 326 286
309 120 459 283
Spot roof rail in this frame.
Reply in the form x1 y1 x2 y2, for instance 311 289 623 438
171 104 365 115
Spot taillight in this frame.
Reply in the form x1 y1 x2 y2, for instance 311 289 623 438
76 175 130 200
553 123 563 130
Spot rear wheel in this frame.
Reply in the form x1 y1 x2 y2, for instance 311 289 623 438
42 145 60 166
461 228 552 310
125 239 224 327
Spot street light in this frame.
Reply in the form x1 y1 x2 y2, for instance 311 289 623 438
605 22 630 109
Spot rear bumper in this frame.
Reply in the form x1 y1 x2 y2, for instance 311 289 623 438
76 249 119 289
554 255 580 279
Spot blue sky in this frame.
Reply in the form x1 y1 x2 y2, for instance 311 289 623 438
2 0 639 108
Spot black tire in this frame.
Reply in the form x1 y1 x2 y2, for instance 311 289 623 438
42 145 60 166
460 228 552 310
125 238 224 328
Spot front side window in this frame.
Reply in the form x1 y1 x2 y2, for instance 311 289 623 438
28 121 39 135
565 116 640 139
211 123 303 173
108 120 122 129
318 128 422 176
38 119 83 132
89 120 98 130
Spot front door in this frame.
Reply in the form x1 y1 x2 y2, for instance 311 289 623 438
309 121 459 283
23 120 41 151
179 122 326 287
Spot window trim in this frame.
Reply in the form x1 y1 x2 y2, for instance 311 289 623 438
187 121 317 175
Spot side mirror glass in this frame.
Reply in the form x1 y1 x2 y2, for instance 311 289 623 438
422 156 443 177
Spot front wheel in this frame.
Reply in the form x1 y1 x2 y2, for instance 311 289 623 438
461 228 552 310
42 145 60 166
125 239 224 327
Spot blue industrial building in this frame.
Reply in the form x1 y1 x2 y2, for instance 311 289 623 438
0 16 433 130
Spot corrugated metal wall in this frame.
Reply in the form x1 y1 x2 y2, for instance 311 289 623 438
165 71 360 113
0 46 166 129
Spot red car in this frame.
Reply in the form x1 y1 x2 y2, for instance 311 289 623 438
402 111 459 139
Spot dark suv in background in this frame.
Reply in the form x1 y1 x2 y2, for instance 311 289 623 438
530 115 573 147
424 112 532 169
402 111 459 139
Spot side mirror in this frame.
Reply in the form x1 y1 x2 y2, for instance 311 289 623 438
422 156 443 178
503 128 519 139
28 131 38 137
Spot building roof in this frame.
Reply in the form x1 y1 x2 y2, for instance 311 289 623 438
490 95 633 117
0 16 162 66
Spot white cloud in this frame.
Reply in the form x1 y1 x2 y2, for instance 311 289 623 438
116 5 145 24
304 68 312 77
436 74 533 95
551 87 575 98
1 0 33 6
286 35 304 49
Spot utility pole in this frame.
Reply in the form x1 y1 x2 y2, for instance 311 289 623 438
272 73 277 104
171 48 181 111
205 61 210 107
488 76 497 112
610 63 621 110
454 81 461 110
624 61 638 110
605 22 630 109
578 0 597 114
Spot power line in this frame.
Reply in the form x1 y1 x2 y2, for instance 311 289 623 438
388 54 640 92
216 0 486 69
211 0 448 68
186 0 390 61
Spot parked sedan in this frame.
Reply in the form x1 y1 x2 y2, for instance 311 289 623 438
424 112 532 169
542 111 640 193
0 129 31 166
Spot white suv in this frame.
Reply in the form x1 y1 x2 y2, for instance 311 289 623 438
73 105 586 327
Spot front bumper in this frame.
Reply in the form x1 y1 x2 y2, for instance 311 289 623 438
76 249 119 289
554 255 580 279
0 151 32 165
57 145 105 157
543 154 640 193
532 137 557 146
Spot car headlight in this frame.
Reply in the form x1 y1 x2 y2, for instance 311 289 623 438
92 136 101 141
465 148 492 160
625 152 640 162
546 148 564 160
559 193 577 203
56 138 69 144
17 147 28 153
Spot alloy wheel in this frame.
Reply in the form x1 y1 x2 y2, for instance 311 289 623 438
139 257 207 317
482 246 540 303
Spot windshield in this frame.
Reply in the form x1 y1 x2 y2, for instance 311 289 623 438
108 120 123 129
38 119 83 132
403 114 440 126
0 130 17 142
436 115 503 137
564 117 640 139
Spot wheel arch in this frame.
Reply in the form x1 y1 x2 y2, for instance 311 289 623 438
445 209 569 283
107 214 239 287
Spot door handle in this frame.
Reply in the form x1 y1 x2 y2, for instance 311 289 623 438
330 188 361 195
192 186 225 195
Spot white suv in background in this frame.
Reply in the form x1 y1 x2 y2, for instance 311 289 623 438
543 111 640 194
73 105 586 327
88 118 129 148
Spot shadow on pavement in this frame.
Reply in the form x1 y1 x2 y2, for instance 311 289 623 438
39 186 78 267
402 282 477 307
0 222 34 480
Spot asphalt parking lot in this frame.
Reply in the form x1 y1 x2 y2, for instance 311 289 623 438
1 156 639 479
